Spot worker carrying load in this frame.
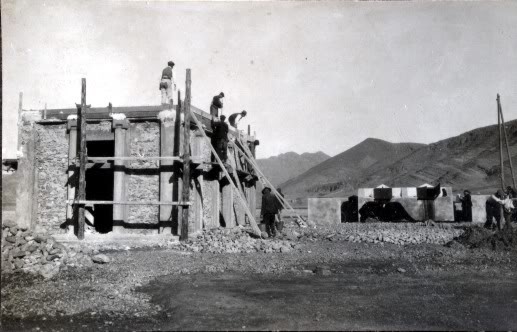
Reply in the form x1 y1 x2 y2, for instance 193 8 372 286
210 92 225 119
159 61 176 105
228 110 247 129
211 115 229 164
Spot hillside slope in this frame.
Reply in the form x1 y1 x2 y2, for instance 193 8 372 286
256 151 330 186
281 139 424 196
281 120 517 200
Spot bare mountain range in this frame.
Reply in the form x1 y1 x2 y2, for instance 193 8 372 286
255 151 330 186
259 120 517 204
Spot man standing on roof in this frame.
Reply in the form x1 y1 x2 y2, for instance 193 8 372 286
229 110 247 129
210 92 225 118
261 187 279 238
160 61 177 105
211 115 229 164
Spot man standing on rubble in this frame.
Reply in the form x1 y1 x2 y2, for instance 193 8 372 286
261 187 279 238
228 110 247 129
210 92 225 118
211 115 229 164
159 61 176 105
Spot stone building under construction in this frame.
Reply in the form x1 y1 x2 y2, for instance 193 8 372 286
15 90 260 239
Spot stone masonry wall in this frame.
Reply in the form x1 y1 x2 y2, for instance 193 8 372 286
34 124 69 235
127 122 160 229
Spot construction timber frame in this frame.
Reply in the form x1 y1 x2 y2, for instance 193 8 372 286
16 69 261 240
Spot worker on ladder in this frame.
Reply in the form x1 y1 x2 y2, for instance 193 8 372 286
159 61 176 105
211 115 229 165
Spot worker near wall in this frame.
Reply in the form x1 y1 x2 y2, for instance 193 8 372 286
458 190 473 222
228 110 247 129
159 61 176 105
485 190 505 230
210 92 225 118
261 187 279 238
211 115 229 164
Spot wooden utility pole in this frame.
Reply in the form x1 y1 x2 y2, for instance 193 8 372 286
498 95 516 189
180 69 192 241
497 94 505 190
76 78 88 240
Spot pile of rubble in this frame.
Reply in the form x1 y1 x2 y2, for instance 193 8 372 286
453 225 517 251
177 227 302 254
1 224 108 279
300 222 464 246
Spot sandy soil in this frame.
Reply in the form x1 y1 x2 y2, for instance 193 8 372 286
2 224 517 331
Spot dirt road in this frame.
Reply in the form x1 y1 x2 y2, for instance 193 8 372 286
2 226 517 331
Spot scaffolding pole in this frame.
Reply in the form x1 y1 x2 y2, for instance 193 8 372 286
232 139 306 227
186 102 262 237
180 70 192 241
76 79 89 240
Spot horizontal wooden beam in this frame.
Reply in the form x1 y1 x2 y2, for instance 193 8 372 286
30 104 255 142
68 200 192 206
70 156 183 162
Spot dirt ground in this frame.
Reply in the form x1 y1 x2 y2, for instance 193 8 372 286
2 224 517 331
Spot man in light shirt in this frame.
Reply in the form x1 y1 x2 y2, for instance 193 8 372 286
160 61 176 105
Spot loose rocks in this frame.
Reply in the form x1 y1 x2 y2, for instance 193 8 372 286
1 224 99 279
92 254 111 264
177 227 299 254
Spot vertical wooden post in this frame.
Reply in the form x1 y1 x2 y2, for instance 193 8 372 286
66 118 78 234
180 69 192 241
498 96 516 189
76 79 87 240
497 94 505 190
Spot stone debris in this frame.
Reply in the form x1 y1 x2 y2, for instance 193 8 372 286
177 227 299 254
299 222 463 246
1 224 102 279
92 254 111 264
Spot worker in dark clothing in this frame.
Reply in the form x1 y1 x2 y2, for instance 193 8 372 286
210 92 225 118
459 190 473 222
228 110 247 129
261 187 279 237
211 115 229 163
159 61 176 105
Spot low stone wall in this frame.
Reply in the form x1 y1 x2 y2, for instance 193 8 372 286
308 198 346 225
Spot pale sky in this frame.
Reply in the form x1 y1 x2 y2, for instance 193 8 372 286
2 0 517 159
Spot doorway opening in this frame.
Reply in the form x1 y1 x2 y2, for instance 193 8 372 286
85 140 115 233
